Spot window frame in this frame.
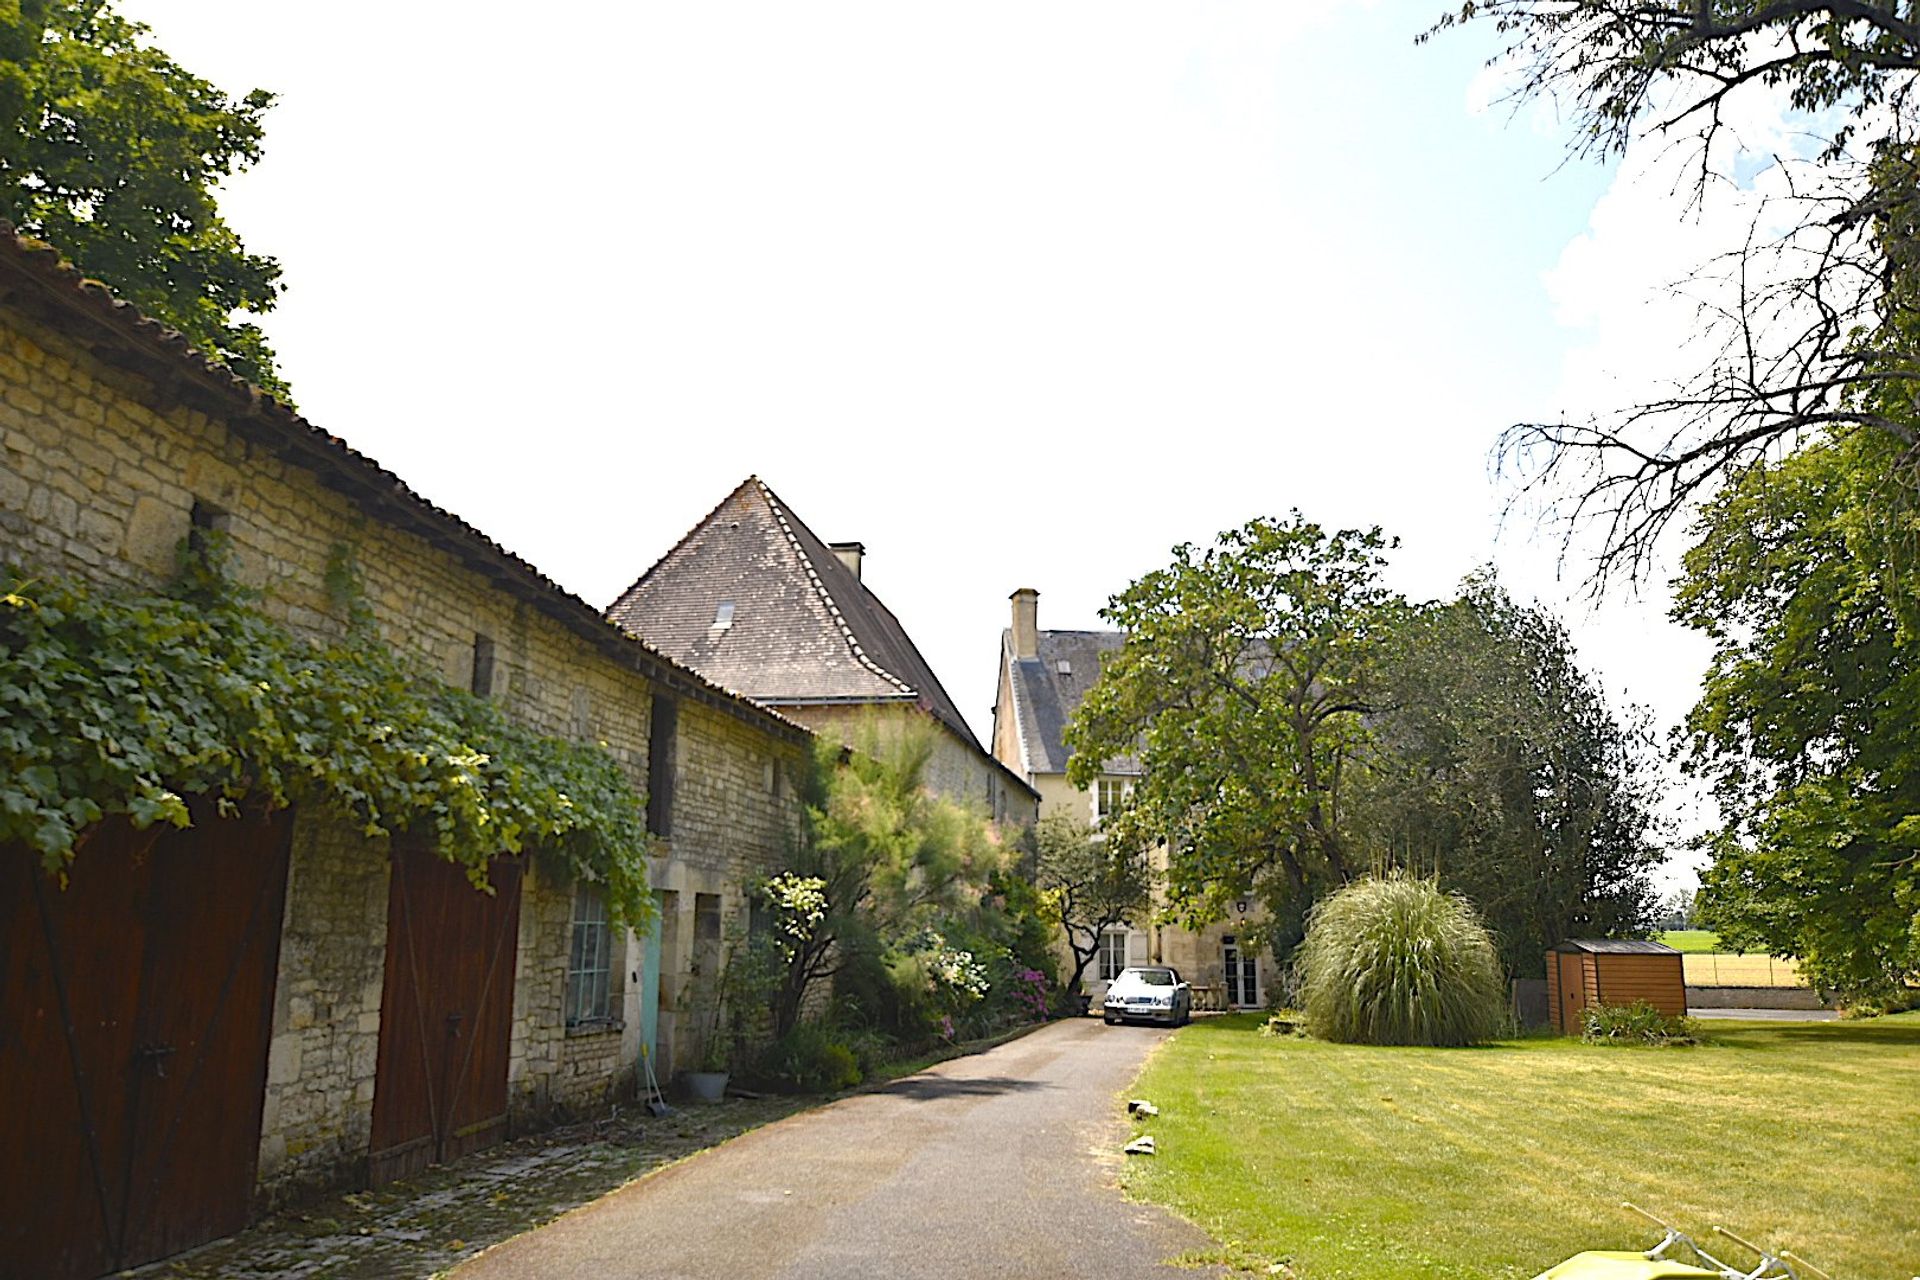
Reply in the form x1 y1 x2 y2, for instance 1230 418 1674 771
1097 926 1130 983
646 694 678 838
566 883 616 1028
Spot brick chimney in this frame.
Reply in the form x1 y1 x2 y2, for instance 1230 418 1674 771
830 541 865 581
1010 588 1039 659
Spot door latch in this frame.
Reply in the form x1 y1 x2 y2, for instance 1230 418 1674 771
135 1043 176 1078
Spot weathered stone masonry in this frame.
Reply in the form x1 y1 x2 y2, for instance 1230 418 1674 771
0 246 809 1212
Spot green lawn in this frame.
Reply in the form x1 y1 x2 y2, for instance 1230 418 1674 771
1658 929 1722 952
1122 1013 1920 1279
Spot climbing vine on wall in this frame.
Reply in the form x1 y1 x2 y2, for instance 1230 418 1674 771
0 556 656 928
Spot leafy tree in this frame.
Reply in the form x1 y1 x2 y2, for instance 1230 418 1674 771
1675 430 1920 999
0 1 288 396
1432 2 1920 581
1030 811 1151 996
761 721 1007 1038
1065 515 1405 937
1356 574 1664 976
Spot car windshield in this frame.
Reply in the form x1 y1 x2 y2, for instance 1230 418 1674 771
1123 968 1176 986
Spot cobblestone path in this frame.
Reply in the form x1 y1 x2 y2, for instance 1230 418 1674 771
126 1096 810 1280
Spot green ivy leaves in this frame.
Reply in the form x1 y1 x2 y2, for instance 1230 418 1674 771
1 567 655 930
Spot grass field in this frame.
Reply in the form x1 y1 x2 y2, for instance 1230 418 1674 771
1657 931 1806 986
1658 929 1721 952
1122 1013 1920 1279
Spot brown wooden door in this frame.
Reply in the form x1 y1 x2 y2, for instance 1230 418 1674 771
1 809 293 1280
367 846 522 1186
1556 951 1586 1033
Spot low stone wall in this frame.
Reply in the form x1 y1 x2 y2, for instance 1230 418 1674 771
1686 985 1833 1010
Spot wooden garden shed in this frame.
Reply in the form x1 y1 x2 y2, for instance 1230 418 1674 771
1546 939 1686 1034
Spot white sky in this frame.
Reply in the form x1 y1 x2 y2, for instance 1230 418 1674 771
122 0 1745 889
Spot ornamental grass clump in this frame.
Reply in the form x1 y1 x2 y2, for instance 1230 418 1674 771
1297 872 1505 1046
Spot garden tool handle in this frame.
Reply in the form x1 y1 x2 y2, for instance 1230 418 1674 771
1781 1252 1833 1280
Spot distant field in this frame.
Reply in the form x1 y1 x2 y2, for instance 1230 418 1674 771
1658 932 1806 986
1683 953 1804 987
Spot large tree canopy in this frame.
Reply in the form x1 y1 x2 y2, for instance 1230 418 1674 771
0 1 288 397
1675 430 1920 998
1434 1 1920 581
1065 515 1405 937
1358 574 1664 977
1067 518 1661 970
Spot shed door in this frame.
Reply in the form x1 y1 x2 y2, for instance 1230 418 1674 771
1555 951 1586 1033
0 810 293 1280
368 846 522 1185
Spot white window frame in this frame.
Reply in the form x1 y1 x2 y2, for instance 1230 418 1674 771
566 883 615 1026
1222 933 1262 1008
1093 777 1129 826
1097 926 1130 982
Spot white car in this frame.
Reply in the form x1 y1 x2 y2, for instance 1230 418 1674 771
1101 966 1192 1026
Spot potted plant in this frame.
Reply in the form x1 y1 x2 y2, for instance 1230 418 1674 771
684 947 742 1102
685 1029 730 1102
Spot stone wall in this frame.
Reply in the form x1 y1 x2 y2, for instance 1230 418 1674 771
256 822 389 1206
0 297 807 1206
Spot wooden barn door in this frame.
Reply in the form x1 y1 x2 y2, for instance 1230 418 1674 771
0 809 294 1280
367 846 522 1186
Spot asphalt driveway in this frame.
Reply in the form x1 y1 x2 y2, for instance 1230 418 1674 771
455 1018 1216 1279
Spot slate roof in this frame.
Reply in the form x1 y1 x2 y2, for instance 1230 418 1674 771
1002 627 1137 777
607 478 998 765
0 227 809 742
1550 939 1679 955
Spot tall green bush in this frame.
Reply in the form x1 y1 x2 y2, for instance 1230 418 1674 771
1297 873 1505 1046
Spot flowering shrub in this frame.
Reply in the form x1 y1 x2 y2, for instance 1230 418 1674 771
1012 967 1049 1022
928 937 991 1002
759 872 828 961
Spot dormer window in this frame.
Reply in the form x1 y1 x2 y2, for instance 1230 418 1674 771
712 600 735 630
1056 659 1072 677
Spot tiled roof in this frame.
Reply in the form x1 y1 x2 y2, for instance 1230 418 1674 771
608 479 1025 793
0 227 809 742
1003 628 1137 776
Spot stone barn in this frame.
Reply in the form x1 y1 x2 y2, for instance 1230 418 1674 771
0 229 810 1278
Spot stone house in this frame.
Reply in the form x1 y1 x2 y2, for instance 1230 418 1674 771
990 588 1269 1009
0 231 810 1279
607 476 1039 827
